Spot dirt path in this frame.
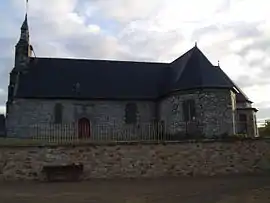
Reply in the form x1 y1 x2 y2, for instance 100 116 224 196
1 175 270 203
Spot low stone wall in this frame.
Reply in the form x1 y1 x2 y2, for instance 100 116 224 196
1 139 270 181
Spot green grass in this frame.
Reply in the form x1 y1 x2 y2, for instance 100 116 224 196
0 137 166 147
0 137 95 147
0 137 56 147
0 135 268 147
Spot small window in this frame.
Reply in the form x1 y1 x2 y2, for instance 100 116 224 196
54 103 63 124
182 99 196 122
125 103 137 124
239 114 247 122
238 114 247 133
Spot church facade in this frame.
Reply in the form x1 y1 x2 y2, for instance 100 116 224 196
5 15 259 139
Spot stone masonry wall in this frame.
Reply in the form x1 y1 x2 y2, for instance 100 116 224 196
7 89 237 139
1 140 270 181
236 102 258 137
6 99 156 138
236 109 258 137
159 89 236 137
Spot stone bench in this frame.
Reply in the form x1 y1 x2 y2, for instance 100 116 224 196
42 163 83 182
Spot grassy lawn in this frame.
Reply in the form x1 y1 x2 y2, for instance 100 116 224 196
0 137 66 146
0 137 213 147
0 137 44 146
0 137 125 146
0 137 169 146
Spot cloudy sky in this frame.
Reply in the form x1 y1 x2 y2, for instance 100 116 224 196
0 0 269 122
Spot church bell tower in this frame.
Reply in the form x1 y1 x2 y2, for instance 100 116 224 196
14 14 32 69
7 12 32 108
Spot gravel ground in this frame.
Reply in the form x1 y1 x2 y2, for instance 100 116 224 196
1 175 270 203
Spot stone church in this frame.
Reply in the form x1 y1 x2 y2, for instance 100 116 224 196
5 14 259 139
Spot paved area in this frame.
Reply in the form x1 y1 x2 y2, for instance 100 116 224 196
1 175 270 203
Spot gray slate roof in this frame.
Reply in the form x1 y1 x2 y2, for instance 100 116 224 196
17 59 168 99
170 46 233 90
15 46 250 101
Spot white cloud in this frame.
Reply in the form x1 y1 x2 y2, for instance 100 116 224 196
245 49 266 65
0 89 5 96
198 30 235 48
220 54 248 78
258 21 270 36
91 0 163 22
244 84 270 104
87 24 100 33
211 0 269 25
229 38 254 53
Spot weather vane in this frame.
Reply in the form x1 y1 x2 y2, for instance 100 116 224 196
26 0 29 14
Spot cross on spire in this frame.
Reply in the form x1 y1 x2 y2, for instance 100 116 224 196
19 0 29 40
25 0 29 15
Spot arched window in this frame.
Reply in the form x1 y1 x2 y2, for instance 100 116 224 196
78 117 91 139
54 103 63 124
125 103 137 124
182 99 196 122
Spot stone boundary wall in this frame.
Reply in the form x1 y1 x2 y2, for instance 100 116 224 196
1 139 270 181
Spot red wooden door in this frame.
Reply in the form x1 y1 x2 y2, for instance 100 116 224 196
78 118 90 139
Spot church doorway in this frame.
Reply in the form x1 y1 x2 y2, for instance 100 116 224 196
78 118 91 139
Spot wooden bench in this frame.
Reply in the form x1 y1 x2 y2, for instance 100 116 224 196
42 163 83 182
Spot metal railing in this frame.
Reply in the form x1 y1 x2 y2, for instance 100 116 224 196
5 120 262 143
31 122 166 142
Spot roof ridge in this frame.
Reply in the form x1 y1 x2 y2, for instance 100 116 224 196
171 46 195 64
194 46 213 65
29 57 169 65
196 48 204 86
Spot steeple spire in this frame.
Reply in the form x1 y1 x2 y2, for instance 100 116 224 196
10 0 31 104
19 0 29 42
21 14 28 30
19 14 29 42
14 9 32 68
